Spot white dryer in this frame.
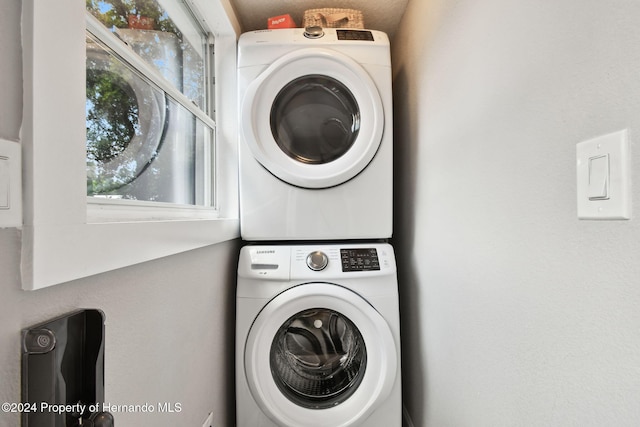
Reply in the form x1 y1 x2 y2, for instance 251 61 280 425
236 243 401 427
238 28 393 240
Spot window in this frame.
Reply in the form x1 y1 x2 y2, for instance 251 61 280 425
85 0 215 207
21 0 240 290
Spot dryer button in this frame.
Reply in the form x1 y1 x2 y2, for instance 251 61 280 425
306 251 329 271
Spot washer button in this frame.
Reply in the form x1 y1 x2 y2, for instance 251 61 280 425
306 251 329 271
304 26 324 39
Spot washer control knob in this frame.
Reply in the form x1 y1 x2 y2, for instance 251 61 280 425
306 251 329 271
304 26 324 39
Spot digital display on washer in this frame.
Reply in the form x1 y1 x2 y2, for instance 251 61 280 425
341 248 380 272
337 30 374 41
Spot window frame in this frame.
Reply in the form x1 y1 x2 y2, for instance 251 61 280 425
21 0 240 290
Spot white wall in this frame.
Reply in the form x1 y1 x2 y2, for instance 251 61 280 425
392 0 640 425
0 2 239 426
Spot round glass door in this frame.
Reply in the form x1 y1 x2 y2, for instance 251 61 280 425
271 75 360 165
241 48 384 189
270 308 367 409
244 283 397 427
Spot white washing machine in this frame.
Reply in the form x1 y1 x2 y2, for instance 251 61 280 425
238 28 393 240
236 243 401 427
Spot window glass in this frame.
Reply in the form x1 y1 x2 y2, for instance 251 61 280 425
86 0 207 109
270 75 360 164
86 36 213 205
85 0 214 206
270 308 367 409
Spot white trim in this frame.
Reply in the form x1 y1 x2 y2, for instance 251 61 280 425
21 218 238 290
86 198 220 222
20 0 239 290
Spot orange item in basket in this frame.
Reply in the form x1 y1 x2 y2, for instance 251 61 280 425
268 14 296 29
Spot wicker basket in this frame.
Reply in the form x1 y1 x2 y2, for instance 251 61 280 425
302 8 364 29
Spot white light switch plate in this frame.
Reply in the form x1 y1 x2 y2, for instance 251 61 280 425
0 139 22 228
576 130 630 220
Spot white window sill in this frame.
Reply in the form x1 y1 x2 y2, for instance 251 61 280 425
21 217 239 290
87 198 222 223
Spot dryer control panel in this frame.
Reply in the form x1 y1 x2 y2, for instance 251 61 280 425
336 30 374 41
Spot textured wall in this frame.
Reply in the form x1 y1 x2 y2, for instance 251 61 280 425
228 0 408 38
393 0 640 425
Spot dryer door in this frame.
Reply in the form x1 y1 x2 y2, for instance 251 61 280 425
241 48 385 189
244 283 397 427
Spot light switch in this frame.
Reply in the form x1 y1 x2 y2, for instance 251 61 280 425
587 154 609 200
0 139 21 228
576 130 630 220
0 157 9 209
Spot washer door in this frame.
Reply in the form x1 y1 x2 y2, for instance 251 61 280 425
245 283 397 427
241 48 384 189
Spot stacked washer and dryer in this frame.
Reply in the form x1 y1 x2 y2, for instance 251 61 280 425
236 27 401 427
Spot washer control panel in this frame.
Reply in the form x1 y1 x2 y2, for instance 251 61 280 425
295 245 389 275
340 248 380 272
239 243 395 280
